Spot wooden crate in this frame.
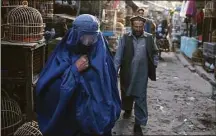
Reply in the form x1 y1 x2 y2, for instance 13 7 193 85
1 41 46 121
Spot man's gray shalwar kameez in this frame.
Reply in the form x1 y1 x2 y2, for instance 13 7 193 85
114 32 149 125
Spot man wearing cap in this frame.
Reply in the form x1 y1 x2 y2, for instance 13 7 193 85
137 8 156 37
114 15 159 135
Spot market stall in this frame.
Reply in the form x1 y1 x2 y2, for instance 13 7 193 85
101 0 126 55
202 0 216 74
179 0 200 61
1 1 46 122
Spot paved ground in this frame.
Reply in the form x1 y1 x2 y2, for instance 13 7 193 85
113 52 216 135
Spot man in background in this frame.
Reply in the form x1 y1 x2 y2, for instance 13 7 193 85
137 8 156 37
114 16 159 135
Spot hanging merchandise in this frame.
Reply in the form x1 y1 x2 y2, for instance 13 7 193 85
180 0 189 17
186 0 197 17
196 9 204 35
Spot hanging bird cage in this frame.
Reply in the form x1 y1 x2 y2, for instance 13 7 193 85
5 1 45 43
13 121 42 136
1 96 23 136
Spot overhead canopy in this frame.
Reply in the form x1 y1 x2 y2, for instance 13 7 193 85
147 1 169 10
132 1 149 8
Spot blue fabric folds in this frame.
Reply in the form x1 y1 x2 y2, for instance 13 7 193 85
36 14 121 136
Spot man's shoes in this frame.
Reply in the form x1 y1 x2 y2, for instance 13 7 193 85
133 124 143 136
122 110 132 119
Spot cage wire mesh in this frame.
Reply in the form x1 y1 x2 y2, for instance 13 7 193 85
2 0 54 17
13 121 42 136
1 0 23 6
204 0 216 18
34 0 54 19
5 1 45 43
2 0 54 23
32 0 54 23
1 96 23 136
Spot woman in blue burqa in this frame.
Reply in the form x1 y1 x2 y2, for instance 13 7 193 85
36 14 121 136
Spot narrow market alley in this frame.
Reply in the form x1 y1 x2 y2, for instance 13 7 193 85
2 0 216 135
113 52 216 135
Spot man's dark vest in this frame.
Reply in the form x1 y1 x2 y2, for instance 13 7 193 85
120 33 156 90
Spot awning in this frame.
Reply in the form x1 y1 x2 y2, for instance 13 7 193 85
132 1 149 8
146 1 169 10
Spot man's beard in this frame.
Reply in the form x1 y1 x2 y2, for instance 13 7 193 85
132 30 143 37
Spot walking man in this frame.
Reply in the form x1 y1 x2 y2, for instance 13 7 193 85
114 15 159 135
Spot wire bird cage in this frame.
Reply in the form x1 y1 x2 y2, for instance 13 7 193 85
1 96 23 136
13 121 42 136
2 0 54 17
204 1 216 18
5 1 45 43
33 0 54 23
34 0 54 19
1 0 23 6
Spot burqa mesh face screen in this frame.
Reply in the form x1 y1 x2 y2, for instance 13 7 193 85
80 34 98 46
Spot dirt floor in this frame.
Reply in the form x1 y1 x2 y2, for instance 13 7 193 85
113 52 216 135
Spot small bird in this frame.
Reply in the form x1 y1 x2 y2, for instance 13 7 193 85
44 28 56 42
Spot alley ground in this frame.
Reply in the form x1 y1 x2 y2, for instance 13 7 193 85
113 52 216 135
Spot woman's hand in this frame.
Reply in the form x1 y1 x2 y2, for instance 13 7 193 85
75 55 89 72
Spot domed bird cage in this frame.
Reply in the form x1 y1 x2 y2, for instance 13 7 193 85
13 121 42 136
1 96 23 136
5 1 45 43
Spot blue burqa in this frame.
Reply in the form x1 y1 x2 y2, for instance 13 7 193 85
36 14 121 136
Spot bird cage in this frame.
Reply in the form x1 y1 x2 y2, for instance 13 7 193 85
13 121 42 136
5 1 45 43
1 0 24 6
204 1 216 18
1 96 23 136
34 0 54 19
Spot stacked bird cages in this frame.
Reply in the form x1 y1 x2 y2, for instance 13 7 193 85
1 0 26 6
31 0 54 23
1 0 21 40
102 9 117 34
2 1 46 121
203 42 216 72
4 1 44 43
203 42 216 58
14 121 42 136
1 95 23 136
204 0 216 18
101 1 118 54
1 42 46 120
116 1 126 37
